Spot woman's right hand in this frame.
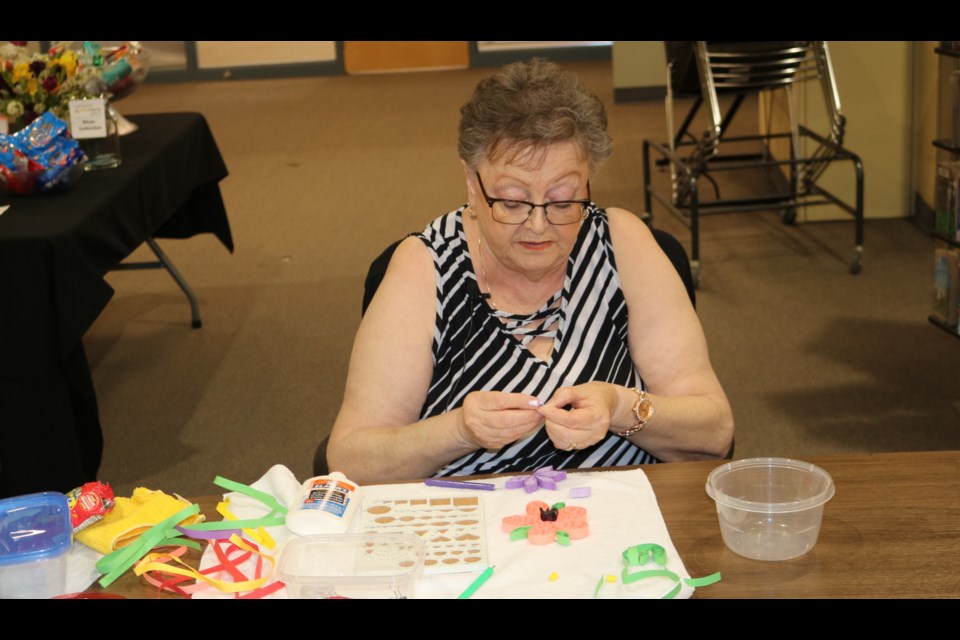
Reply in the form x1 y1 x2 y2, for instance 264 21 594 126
457 391 543 450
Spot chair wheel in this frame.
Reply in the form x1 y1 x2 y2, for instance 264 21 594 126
782 207 797 225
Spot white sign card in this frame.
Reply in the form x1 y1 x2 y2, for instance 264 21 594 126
68 99 107 139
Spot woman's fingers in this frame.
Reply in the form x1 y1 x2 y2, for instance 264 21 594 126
539 383 616 451
459 391 543 449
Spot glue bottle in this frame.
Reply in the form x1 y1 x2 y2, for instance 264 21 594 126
286 472 361 536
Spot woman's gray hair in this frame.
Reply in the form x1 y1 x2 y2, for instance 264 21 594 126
458 58 613 171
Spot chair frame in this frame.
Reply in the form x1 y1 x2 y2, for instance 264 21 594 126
642 41 865 287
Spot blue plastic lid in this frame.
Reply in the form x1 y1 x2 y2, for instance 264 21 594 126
0 492 73 566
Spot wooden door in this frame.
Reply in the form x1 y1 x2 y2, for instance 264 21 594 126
343 42 469 74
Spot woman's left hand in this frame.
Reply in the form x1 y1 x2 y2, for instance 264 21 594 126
538 382 619 452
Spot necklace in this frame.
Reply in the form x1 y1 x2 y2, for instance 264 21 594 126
475 234 564 347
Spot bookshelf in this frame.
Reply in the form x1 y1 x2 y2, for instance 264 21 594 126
930 44 960 339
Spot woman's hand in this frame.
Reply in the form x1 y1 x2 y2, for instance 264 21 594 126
457 391 543 450
538 382 621 451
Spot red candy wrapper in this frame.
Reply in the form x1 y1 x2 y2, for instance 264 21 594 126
66 481 116 534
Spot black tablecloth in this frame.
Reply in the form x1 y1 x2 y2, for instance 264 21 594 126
0 112 233 498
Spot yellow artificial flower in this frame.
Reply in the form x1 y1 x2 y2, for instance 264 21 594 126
58 50 78 77
26 77 37 96
11 61 32 83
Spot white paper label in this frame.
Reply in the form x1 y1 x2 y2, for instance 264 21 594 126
68 99 107 139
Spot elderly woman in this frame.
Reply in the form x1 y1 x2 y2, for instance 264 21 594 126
327 59 733 484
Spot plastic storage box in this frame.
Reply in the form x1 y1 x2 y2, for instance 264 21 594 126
0 492 73 599
278 533 425 599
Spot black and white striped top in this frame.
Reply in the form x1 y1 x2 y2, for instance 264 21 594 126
417 205 659 476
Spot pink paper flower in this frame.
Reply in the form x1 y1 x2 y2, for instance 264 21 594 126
502 500 589 545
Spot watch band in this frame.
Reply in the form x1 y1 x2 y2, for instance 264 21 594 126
620 387 654 438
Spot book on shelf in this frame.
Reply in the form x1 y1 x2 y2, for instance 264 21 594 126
953 69 960 161
935 161 960 240
933 247 960 326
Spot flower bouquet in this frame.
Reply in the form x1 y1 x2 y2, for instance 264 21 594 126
1 41 148 134
0 41 105 133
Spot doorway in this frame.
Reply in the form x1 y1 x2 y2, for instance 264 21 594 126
343 42 469 74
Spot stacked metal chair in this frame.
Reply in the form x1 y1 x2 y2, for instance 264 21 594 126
642 41 864 287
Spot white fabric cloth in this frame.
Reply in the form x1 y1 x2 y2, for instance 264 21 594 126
199 465 695 599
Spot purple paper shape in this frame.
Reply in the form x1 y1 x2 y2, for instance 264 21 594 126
506 465 569 494
569 486 591 499
176 525 241 540
505 477 527 490
538 477 558 490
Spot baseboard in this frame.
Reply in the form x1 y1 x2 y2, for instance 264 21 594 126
914 191 935 234
613 86 666 103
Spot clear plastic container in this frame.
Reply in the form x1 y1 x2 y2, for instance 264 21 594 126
0 492 73 598
278 533 425 599
706 457 835 561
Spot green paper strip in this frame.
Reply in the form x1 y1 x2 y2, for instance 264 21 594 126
622 567 679 585
214 476 288 516
509 526 531 541
685 572 722 588
550 502 566 510
97 503 200 588
593 575 606 599
457 565 494 599
182 517 286 531
556 530 571 546
619 545 723 599
160 537 202 552
623 543 667 567
621 567 684 600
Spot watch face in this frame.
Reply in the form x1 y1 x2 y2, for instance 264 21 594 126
639 399 654 421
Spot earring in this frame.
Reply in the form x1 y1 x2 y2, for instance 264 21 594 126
468 205 477 220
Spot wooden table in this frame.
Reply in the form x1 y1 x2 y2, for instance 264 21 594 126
89 450 960 599
649 450 960 598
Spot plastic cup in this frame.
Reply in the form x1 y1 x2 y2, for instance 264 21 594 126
706 457 835 561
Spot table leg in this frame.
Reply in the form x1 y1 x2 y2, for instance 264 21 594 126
112 238 203 329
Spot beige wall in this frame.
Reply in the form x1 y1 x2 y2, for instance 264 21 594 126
611 41 666 89
799 42 913 220
913 42 941 210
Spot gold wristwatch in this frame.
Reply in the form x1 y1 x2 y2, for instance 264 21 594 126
620 387 654 438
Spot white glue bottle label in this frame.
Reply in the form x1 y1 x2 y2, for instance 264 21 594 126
286 471 361 536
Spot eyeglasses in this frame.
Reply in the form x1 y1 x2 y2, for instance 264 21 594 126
475 172 591 226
